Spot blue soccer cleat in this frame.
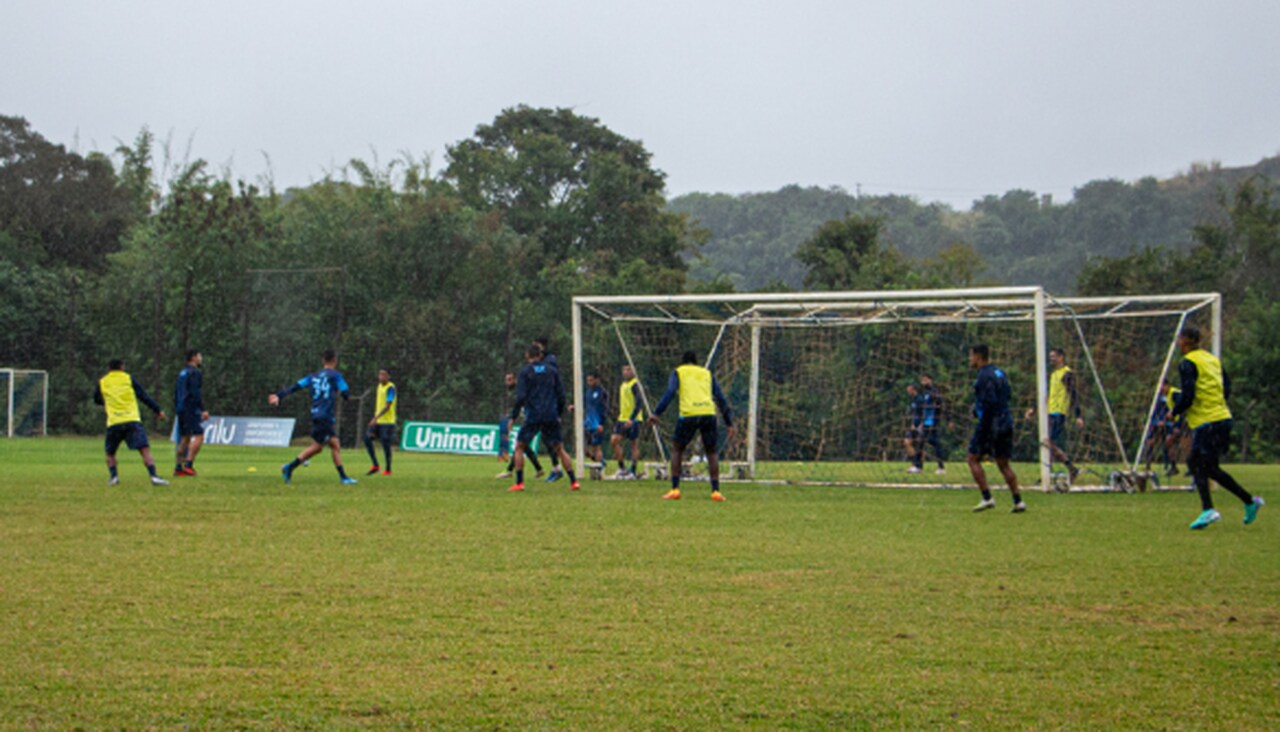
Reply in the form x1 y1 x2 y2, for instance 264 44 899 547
1189 509 1220 530
340 477 358 485
1244 496 1264 525
545 468 563 483
281 463 294 484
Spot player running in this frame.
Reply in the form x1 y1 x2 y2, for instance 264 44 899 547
363 368 397 476
1026 347 1083 483
507 345 579 492
583 371 609 465
497 371 545 480
1170 326 1263 529
270 350 357 485
649 351 734 502
966 344 1026 513
94 358 169 486
173 349 208 477
611 364 645 479
905 373 948 474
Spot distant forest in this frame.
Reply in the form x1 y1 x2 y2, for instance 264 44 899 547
669 155 1280 293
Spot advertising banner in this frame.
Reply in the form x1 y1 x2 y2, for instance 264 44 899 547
172 416 297 448
401 421 538 455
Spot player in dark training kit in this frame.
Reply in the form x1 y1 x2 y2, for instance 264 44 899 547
649 351 734 502
1170 326 1263 529
270 350 357 485
904 373 948 474
965 344 1026 513
583 371 609 464
507 345 578 492
173 349 208 477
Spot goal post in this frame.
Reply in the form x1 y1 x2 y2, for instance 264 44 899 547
571 288 1220 492
0 368 49 437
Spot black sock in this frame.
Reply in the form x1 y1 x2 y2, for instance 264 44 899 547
288 458 303 470
672 474 681 489
1208 467 1253 506
337 465 349 479
516 469 524 484
364 436 378 465
184 460 193 469
711 478 720 492
567 470 577 483
618 460 625 470
383 445 392 472
630 461 637 474
146 464 157 477
109 465 119 478
980 489 992 500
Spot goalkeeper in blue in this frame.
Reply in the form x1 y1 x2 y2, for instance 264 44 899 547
269 349 357 485
649 351 734 502
965 344 1026 514
1170 326 1263 530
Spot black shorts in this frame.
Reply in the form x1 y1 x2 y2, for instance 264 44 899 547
367 424 396 443
969 426 1013 460
105 422 149 454
1049 414 1066 445
587 425 606 446
673 415 719 452
177 410 205 437
520 420 563 449
311 418 338 444
613 421 640 440
1190 419 1232 461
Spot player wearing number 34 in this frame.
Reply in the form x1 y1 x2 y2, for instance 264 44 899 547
269 349 357 486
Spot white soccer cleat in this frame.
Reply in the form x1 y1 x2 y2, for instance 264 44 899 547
1011 501 1027 513
495 470 512 479
150 475 170 486
906 465 922 474
935 467 947 476
106 476 120 486
971 497 996 512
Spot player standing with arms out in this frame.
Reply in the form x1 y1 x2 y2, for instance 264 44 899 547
611 364 645 479
583 371 609 465
1026 348 1083 483
507 345 578 492
1170 326 1263 529
94 359 169 486
363 368 397 476
496 371 545 480
649 351 734 502
173 349 208 477
270 350 357 485
966 344 1026 513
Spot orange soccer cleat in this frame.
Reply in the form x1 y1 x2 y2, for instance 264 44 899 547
662 488 681 500
710 490 726 502
508 483 525 492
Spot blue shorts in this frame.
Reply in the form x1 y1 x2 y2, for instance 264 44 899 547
105 422 150 454
969 426 1013 460
1049 414 1067 445
311 418 338 444
177 410 205 437
520 420 563 449
587 424 606 446
673 415 719 452
613 421 640 441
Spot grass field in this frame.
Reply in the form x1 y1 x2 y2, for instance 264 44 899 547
1 437 1277 730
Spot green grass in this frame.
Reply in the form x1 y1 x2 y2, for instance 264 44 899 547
1 437 1277 730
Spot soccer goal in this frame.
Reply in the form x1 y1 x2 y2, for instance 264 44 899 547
0 368 49 437
570 287 1221 491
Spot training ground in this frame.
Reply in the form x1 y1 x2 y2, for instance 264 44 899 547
1 438 1277 729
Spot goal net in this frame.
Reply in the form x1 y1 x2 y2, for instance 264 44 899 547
571 288 1220 491
0 368 49 437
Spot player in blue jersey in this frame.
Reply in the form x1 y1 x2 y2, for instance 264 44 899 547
497 371 545 480
583 371 609 464
966 344 1026 513
904 373 949 474
508 345 578 492
1143 379 1176 475
173 349 209 477
269 349 357 485
534 336 566 482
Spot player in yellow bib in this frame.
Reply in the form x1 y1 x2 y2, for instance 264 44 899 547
1025 348 1083 483
93 358 169 486
611 364 645 479
1170 326 1263 529
648 351 733 502
363 368 397 476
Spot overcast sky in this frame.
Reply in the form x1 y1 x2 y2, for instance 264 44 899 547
4 1 1278 209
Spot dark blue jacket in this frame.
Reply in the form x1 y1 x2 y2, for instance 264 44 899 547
511 359 565 424
973 364 1013 433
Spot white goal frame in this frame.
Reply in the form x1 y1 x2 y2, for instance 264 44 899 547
571 287 1221 490
1 368 49 437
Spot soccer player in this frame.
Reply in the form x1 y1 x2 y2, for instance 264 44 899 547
905 373 948 474
363 368 397 476
1025 347 1083 483
496 371 545 479
534 337 566 483
173 349 208 477
1169 326 1263 529
648 351 734 502
1143 379 1176 475
966 344 1026 513
94 358 169 486
611 364 644 479
507 345 578 492
583 371 609 464
269 349 357 485
1162 380 1187 476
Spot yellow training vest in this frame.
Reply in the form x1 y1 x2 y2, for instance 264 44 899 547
618 378 641 421
1048 365 1072 415
675 364 716 418
376 381 397 424
1182 349 1231 429
1165 387 1181 413
100 370 141 427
